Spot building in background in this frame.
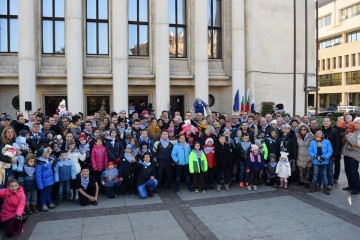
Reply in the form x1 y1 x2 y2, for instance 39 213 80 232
0 0 315 118
316 0 360 108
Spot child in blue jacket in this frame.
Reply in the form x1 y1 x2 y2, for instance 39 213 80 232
246 144 264 191
54 150 76 203
308 128 333 195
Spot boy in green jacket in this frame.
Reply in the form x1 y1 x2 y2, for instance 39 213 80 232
189 141 208 193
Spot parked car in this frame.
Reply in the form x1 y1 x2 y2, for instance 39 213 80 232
337 106 360 112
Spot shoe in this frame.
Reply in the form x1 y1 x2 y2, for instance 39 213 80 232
284 182 288 189
342 186 353 191
91 201 98 206
323 188 330 195
296 182 305 186
25 206 32 215
239 182 244 188
225 184 230 191
327 185 333 191
253 185 258 191
216 185 221 192
351 190 360 195
194 189 199 193
247 186 252 191
148 190 154 198
279 180 284 188
202 190 207 194
333 179 338 184
31 204 39 213
41 204 48 212
48 203 56 209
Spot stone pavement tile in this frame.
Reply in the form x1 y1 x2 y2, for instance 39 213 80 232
123 193 162 206
133 226 189 240
82 214 132 237
315 222 360 240
81 232 135 240
128 210 179 231
268 229 324 240
28 218 83 240
288 208 342 228
263 195 310 210
176 184 276 201
225 199 278 217
190 203 240 223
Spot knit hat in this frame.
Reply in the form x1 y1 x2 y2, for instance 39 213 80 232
257 133 265 139
36 148 48 158
78 133 87 141
254 139 262 146
280 151 289 160
205 138 214 145
268 153 276 160
59 99 66 107
125 127 132 137
126 144 133 150
271 120 277 125
139 141 148 147
19 130 30 137
345 114 353 121
167 127 175 133
107 161 116 168
284 113 291 119
251 144 259 151
290 119 299 125
193 141 201 147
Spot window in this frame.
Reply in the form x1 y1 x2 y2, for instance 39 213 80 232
347 30 360 43
208 0 221 59
0 0 18 52
319 35 342 49
327 58 330 70
332 57 336 69
352 54 356 67
345 55 349 67
86 0 109 55
318 15 331 28
346 71 360 85
339 56 342 68
128 0 149 56
322 59 325 71
169 0 186 58
341 3 360 20
42 0 64 54
319 73 342 86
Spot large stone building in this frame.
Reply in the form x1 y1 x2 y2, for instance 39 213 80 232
0 0 315 118
317 0 360 107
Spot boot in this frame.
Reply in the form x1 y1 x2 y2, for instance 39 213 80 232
216 184 221 192
247 185 252 191
323 187 330 195
25 205 32 215
31 204 39 213
310 184 318 193
148 190 154 198
284 181 288 189
225 184 230 191
279 179 284 188
253 185 257 191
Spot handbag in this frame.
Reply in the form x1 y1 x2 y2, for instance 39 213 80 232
303 161 313 182
6 218 23 237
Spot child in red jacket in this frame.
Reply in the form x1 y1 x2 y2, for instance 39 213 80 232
203 138 216 190
91 138 108 193
0 179 26 233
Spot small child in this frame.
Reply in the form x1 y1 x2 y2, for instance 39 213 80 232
215 135 232 191
275 152 291 189
105 129 122 164
78 133 91 168
54 150 76 203
246 145 264 191
235 133 251 188
101 162 122 198
265 153 278 187
35 147 56 212
17 153 38 215
91 138 108 193
203 138 215 190
121 144 137 195
12 130 31 172
189 141 208 193
136 152 158 199
137 141 153 161
68 141 86 199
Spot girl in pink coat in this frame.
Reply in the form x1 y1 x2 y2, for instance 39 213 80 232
91 138 108 193
0 179 26 230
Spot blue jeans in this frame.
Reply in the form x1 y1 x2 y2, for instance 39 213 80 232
238 162 248 183
39 186 52 206
312 164 328 187
58 181 71 201
327 158 334 186
26 190 37 205
137 179 158 199
344 156 360 190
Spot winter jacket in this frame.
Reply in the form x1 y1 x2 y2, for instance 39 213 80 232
266 162 278 180
296 124 314 168
235 141 251 163
215 142 232 168
18 167 37 192
36 158 55 190
260 143 269 161
265 137 280 159
203 145 216 168
67 149 86 174
171 142 191 166
136 161 156 186
342 128 360 161
280 131 298 160
153 141 173 165
245 153 264 171
91 145 108 171
189 150 208 173
322 126 341 158
276 160 291 178
0 186 26 222
100 168 121 187
308 139 333 165
105 138 122 162
54 159 76 182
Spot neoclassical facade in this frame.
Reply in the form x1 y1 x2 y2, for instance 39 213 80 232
0 0 315 117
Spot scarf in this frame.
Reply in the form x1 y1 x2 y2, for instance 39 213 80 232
124 153 133 163
300 132 308 141
250 153 261 163
241 141 251 150
234 137 241 144
105 168 118 181
24 165 35 177
203 146 214 154
140 160 151 167
141 148 149 155
160 138 170 148
267 137 276 144
270 162 277 167
81 175 90 190
195 149 203 158
316 137 323 156
117 127 125 134
139 136 149 143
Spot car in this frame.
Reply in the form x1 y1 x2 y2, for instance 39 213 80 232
316 111 357 119
337 106 360 112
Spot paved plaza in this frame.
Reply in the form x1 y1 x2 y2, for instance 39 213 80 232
2 166 360 240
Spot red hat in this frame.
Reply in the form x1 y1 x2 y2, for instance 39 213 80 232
78 133 87 141
107 161 116 167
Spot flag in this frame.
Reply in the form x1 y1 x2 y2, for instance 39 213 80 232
245 88 250 112
251 94 255 112
232 89 240 112
240 89 245 112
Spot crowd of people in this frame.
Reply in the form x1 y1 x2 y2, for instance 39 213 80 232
0 99 359 236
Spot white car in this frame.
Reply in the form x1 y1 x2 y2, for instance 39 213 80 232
337 106 360 112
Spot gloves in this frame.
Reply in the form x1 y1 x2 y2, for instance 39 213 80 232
246 168 250 173
319 157 325 162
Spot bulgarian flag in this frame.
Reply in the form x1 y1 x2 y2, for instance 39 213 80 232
240 89 245 112
245 88 250 112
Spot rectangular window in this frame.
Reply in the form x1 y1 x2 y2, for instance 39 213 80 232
333 57 336 69
346 71 360 85
322 59 325 71
318 15 331 28
341 3 360 20
327 58 330 70
319 35 342 49
42 0 65 54
0 0 18 52
347 30 360 43
345 55 349 67
352 54 356 66
128 0 149 56
319 73 342 87
208 0 222 59
339 56 342 68
169 0 187 58
86 0 109 55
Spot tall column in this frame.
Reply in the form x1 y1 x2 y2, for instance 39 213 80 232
194 0 209 103
154 0 170 116
66 0 84 113
112 0 128 112
18 0 36 117
232 0 245 114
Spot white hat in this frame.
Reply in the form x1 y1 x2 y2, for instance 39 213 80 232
280 151 289 160
205 138 214 145
60 99 66 106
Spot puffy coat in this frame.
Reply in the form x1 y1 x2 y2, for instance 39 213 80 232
136 161 156 186
296 124 314 168
189 151 208 173
215 142 232 168
54 159 76 182
308 139 333 165
36 158 55 190
67 149 86 174
91 145 108 171
171 142 191 166
0 186 25 222
18 168 37 192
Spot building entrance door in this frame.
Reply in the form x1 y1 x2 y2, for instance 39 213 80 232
128 96 148 115
87 96 110 116
170 95 184 117
45 96 67 116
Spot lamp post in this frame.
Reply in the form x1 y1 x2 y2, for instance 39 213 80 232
315 0 319 115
